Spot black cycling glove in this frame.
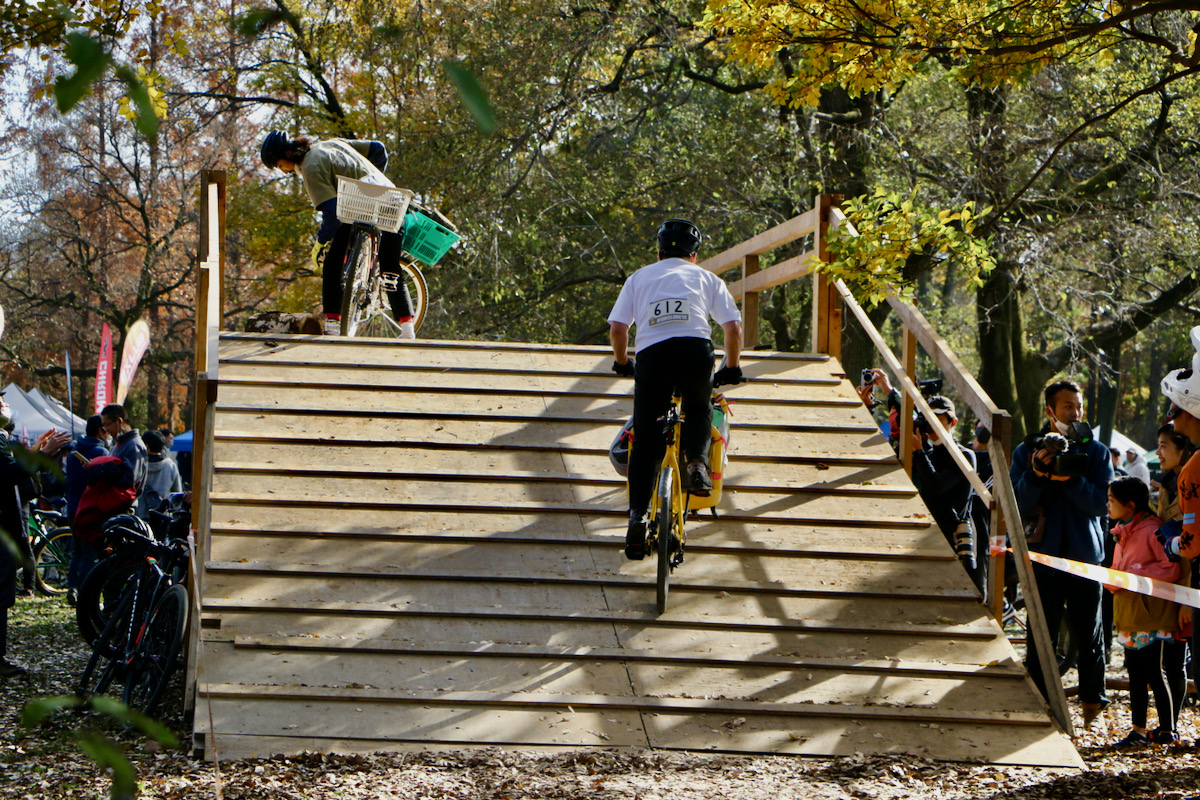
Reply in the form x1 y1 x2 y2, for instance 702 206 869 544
713 365 747 387
612 359 636 377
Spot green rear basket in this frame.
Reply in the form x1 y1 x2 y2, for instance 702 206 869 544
401 211 459 266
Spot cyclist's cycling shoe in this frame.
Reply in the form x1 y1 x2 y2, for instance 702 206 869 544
625 510 647 560
686 461 713 496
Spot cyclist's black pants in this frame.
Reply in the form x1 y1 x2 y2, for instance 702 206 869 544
323 224 414 320
628 337 714 513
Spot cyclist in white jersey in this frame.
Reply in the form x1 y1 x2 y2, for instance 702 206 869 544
608 219 744 560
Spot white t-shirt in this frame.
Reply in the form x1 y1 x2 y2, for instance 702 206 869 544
607 258 742 351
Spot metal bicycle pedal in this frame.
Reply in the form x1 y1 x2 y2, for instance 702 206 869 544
380 272 401 291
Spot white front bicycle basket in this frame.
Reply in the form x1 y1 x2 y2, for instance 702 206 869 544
335 176 413 233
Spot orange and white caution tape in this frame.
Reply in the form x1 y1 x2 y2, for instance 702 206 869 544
1027 551 1200 610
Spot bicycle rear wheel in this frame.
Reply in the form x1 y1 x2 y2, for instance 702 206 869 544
122 583 188 716
340 230 374 336
400 260 428 332
655 466 675 615
33 528 73 595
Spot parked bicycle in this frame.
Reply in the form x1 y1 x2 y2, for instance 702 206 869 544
76 494 191 645
76 513 190 716
334 176 459 337
19 505 73 596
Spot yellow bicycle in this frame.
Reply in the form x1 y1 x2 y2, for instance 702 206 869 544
643 391 733 614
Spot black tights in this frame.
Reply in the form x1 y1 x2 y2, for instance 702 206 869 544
322 225 414 320
1125 639 1177 732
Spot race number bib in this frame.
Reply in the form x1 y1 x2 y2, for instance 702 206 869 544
648 298 688 326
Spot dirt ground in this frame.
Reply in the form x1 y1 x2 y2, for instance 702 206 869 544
4 595 1200 800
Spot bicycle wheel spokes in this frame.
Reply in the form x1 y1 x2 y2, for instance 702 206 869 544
340 230 375 337
655 465 675 615
122 584 188 716
34 528 73 595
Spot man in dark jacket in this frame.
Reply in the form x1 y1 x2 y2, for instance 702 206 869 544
65 415 109 604
1011 380 1113 726
98 404 147 494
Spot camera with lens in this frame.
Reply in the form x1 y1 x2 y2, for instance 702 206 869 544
918 378 943 398
953 519 976 570
1032 430 1089 477
860 368 875 387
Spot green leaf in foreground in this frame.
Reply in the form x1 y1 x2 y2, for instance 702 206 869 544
54 32 112 112
444 61 496 134
235 8 297 38
78 732 138 800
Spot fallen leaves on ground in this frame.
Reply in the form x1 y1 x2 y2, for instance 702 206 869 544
3 596 1199 799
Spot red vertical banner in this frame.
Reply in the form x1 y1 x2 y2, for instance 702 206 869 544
95 322 113 414
116 318 151 405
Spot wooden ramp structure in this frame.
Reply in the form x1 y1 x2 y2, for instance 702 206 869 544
189 333 1081 767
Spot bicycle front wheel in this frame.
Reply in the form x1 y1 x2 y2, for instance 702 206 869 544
655 465 675 615
33 528 73 596
122 583 188 716
77 554 140 645
340 230 374 337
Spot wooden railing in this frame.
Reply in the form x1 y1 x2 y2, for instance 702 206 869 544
701 195 1073 736
183 169 225 715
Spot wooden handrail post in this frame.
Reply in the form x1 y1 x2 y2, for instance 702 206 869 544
185 170 226 716
899 327 917 475
742 254 759 348
198 169 227 313
989 411 1014 619
811 194 841 357
988 437 1075 735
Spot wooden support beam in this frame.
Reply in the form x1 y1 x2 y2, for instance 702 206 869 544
698 208 819 275
726 250 818 297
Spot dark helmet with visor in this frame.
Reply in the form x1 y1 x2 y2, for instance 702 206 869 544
657 218 702 257
260 130 290 168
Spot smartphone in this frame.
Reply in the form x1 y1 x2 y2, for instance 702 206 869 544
72 450 90 467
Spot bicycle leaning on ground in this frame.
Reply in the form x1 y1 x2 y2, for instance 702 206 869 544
642 368 744 614
334 176 459 338
75 512 190 716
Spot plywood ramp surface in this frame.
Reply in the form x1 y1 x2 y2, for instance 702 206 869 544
193 334 1079 768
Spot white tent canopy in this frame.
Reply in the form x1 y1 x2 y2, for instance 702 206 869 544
2 382 87 444
1092 426 1146 456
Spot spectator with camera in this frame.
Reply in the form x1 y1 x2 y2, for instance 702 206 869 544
1011 379 1113 727
909 396 986 592
857 368 901 444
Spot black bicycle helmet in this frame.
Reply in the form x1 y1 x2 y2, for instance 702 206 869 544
657 218 702 257
260 130 289 168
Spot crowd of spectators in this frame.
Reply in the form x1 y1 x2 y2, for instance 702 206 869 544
0 400 185 679
858 354 1200 750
